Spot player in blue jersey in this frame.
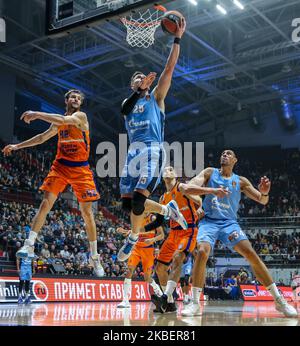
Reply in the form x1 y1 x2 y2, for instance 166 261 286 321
179 150 297 318
118 17 188 262
16 256 35 304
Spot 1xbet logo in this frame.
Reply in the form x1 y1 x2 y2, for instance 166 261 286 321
292 18 300 43
0 18 6 43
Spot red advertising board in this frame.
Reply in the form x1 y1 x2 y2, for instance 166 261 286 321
0 276 189 303
240 284 293 301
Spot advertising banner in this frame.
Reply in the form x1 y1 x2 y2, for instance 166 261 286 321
240 284 293 301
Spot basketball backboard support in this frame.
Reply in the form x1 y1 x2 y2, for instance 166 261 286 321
46 0 173 36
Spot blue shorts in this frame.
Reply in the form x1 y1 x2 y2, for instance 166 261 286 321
120 145 165 195
197 217 248 252
20 269 32 281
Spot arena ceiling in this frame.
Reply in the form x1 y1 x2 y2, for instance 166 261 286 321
1 0 300 144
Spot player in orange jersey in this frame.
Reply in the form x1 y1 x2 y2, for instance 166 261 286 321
116 213 164 308
150 166 203 313
2 89 104 277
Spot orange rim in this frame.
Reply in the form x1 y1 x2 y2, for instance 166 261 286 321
154 4 167 13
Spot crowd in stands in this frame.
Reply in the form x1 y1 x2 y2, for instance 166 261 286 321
1 137 300 278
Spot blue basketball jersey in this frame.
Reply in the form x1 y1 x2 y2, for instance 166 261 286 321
20 257 32 271
202 168 241 220
124 90 165 145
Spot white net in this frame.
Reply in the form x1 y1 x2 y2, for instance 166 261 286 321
121 8 165 48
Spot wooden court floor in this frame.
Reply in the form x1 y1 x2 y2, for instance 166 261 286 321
0 301 299 326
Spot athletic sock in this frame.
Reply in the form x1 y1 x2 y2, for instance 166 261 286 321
128 233 138 243
165 280 177 303
161 205 170 218
192 287 202 304
27 231 37 246
266 283 281 300
150 280 163 297
123 278 132 301
89 240 98 257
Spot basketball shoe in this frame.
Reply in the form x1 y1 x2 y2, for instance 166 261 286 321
16 240 34 259
275 296 298 317
89 254 105 277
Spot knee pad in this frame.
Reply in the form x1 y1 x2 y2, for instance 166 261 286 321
121 197 132 213
132 191 147 216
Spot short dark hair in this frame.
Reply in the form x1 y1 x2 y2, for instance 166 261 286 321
130 71 144 84
64 89 85 101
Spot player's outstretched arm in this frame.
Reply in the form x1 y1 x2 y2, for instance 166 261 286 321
179 168 229 198
20 110 87 128
144 226 165 245
2 124 58 156
153 17 186 108
240 176 271 205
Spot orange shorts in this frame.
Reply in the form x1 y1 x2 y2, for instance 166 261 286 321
128 246 155 274
40 160 100 203
157 227 198 265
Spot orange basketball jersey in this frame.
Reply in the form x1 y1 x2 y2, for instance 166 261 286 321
55 124 90 163
161 181 198 229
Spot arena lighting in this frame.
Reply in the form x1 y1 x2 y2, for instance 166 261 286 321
216 4 227 15
187 0 198 5
232 0 244 10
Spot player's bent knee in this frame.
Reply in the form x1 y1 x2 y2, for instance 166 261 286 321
198 247 210 260
132 191 147 216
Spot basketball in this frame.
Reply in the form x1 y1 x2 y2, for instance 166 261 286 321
161 10 184 35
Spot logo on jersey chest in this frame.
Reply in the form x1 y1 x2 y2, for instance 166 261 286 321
60 130 69 138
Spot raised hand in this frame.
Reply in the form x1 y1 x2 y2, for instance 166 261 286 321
139 72 157 91
2 144 18 156
175 16 186 38
20 110 39 124
258 176 271 195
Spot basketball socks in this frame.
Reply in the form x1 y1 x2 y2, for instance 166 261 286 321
161 205 170 218
192 287 202 304
165 280 177 303
89 240 98 257
128 233 139 243
150 280 163 297
123 278 132 301
266 283 281 300
27 231 38 246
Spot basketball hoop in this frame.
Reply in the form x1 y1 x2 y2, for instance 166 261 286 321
121 5 166 48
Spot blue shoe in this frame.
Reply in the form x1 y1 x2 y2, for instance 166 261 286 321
18 296 24 305
117 236 138 262
24 296 31 305
166 200 188 230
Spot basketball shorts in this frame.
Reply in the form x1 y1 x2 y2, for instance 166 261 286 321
127 246 155 275
119 144 165 195
40 160 100 203
20 268 32 281
157 227 197 266
197 217 248 252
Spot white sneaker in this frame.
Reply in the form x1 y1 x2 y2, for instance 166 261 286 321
181 303 202 316
16 240 34 259
117 236 138 262
166 200 188 230
117 300 131 308
275 296 298 318
89 254 105 277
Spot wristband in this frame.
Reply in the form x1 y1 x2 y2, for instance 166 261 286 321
174 37 181 45
262 194 269 197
